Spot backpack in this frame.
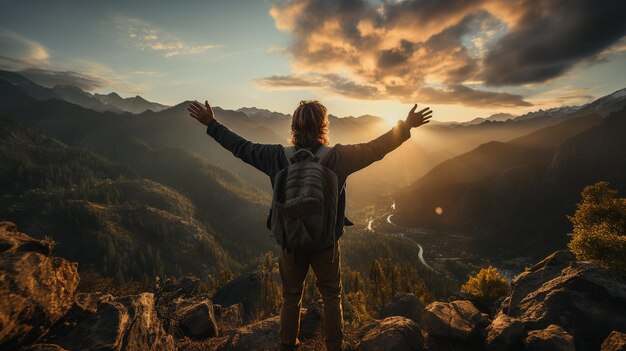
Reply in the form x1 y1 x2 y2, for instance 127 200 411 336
269 145 339 250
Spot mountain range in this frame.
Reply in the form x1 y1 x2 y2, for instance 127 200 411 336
0 76 273 281
0 68 625 270
0 70 169 114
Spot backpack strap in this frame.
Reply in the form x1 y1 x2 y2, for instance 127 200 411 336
284 146 296 165
286 145 333 165
315 146 334 166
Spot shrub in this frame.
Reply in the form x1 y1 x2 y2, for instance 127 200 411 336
568 182 626 276
461 266 509 306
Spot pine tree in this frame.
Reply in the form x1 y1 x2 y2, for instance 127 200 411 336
568 182 626 276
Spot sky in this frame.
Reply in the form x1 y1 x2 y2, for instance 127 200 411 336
1 0 625 122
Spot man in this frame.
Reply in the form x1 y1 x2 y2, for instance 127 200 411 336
188 100 432 350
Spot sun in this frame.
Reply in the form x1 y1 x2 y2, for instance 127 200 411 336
384 117 399 127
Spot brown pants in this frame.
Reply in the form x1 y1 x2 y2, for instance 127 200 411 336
278 243 343 351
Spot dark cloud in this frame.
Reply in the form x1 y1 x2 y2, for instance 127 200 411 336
255 75 318 88
256 74 527 106
266 0 625 107
482 0 626 85
322 74 380 99
19 68 109 91
420 85 532 107
255 73 380 99
377 40 415 70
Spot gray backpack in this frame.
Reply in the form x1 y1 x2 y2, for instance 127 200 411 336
269 145 339 250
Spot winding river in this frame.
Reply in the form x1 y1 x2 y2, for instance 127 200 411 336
366 211 435 272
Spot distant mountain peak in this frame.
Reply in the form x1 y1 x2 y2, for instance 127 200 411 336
606 87 626 99
237 107 291 119
93 91 169 114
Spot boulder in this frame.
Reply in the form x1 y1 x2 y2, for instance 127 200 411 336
214 303 244 331
380 293 424 324
176 299 219 339
524 324 575 351
602 331 626 351
156 277 219 340
484 312 524 351
299 299 322 340
503 250 577 315
212 272 263 323
423 300 487 340
0 221 79 347
503 250 626 350
206 316 280 350
41 292 175 351
356 316 425 351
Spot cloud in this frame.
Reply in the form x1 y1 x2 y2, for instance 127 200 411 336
256 73 527 106
528 86 595 107
0 30 109 91
419 84 531 107
0 30 144 93
256 73 380 99
113 16 218 57
0 30 50 70
18 68 110 91
264 0 626 107
256 74 318 88
482 0 626 86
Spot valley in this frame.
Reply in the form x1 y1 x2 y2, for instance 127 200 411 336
0 68 625 298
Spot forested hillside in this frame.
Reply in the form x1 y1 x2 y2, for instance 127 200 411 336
0 79 273 267
395 107 626 256
0 117 231 283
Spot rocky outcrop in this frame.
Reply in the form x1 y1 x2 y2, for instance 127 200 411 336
502 250 626 350
356 316 425 351
212 272 262 323
380 293 424 324
0 222 178 351
41 292 176 351
602 331 626 351
423 300 487 340
6 221 626 351
0 221 79 347
523 324 575 351
484 313 523 351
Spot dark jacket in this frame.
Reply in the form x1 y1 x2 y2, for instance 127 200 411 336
206 119 412 239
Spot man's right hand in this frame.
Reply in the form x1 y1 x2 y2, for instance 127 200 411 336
405 104 433 128
188 100 215 126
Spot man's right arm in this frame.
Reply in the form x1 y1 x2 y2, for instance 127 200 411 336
188 100 282 176
206 120 282 176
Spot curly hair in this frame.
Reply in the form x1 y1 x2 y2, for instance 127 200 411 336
290 100 330 147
